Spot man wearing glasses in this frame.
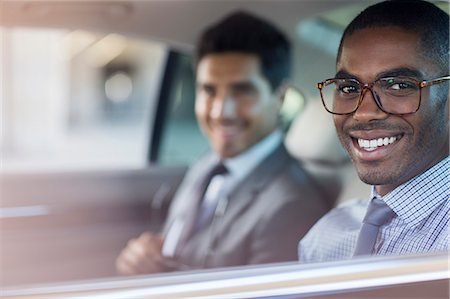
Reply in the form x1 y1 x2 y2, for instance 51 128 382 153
299 0 449 262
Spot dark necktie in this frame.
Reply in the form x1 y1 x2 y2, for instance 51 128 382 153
198 162 228 200
174 162 228 256
353 197 396 256
193 162 228 232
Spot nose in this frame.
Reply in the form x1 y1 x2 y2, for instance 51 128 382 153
353 88 388 122
210 93 237 120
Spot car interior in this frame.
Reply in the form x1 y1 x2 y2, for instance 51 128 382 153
0 0 448 297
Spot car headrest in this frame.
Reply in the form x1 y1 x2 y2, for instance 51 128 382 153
285 97 349 165
284 97 354 205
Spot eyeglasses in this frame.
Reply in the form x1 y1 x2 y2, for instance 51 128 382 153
317 75 450 115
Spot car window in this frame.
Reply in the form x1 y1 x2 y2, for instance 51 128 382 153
153 51 209 166
0 27 167 172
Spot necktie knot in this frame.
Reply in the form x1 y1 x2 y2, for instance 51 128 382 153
209 162 228 178
363 197 396 226
199 162 227 191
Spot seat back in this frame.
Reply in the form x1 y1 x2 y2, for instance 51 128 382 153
285 97 370 206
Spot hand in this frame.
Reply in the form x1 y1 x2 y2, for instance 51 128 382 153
116 232 168 276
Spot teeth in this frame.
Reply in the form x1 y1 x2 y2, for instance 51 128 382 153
357 136 398 151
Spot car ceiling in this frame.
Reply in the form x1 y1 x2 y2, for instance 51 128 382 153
1 0 374 50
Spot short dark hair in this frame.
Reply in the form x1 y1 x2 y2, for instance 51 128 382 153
337 0 449 76
196 11 291 90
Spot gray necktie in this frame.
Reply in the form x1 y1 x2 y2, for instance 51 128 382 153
353 197 396 256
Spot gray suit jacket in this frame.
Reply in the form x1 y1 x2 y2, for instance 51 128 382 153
163 143 331 270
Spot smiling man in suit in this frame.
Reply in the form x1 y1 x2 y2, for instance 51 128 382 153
116 11 331 274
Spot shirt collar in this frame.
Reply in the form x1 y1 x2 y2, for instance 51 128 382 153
222 130 283 182
376 156 449 227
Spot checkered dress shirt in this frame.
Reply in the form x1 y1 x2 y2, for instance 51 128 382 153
299 157 449 263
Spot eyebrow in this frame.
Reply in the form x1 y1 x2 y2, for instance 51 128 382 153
334 70 357 80
377 68 424 80
335 68 425 82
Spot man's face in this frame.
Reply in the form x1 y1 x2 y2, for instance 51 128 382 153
195 53 283 158
335 26 449 196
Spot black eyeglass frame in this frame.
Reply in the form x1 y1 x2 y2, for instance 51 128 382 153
317 75 450 115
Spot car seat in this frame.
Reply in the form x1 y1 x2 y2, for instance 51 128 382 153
284 97 370 207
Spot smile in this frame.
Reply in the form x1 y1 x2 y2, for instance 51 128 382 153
357 135 402 152
211 123 243 140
